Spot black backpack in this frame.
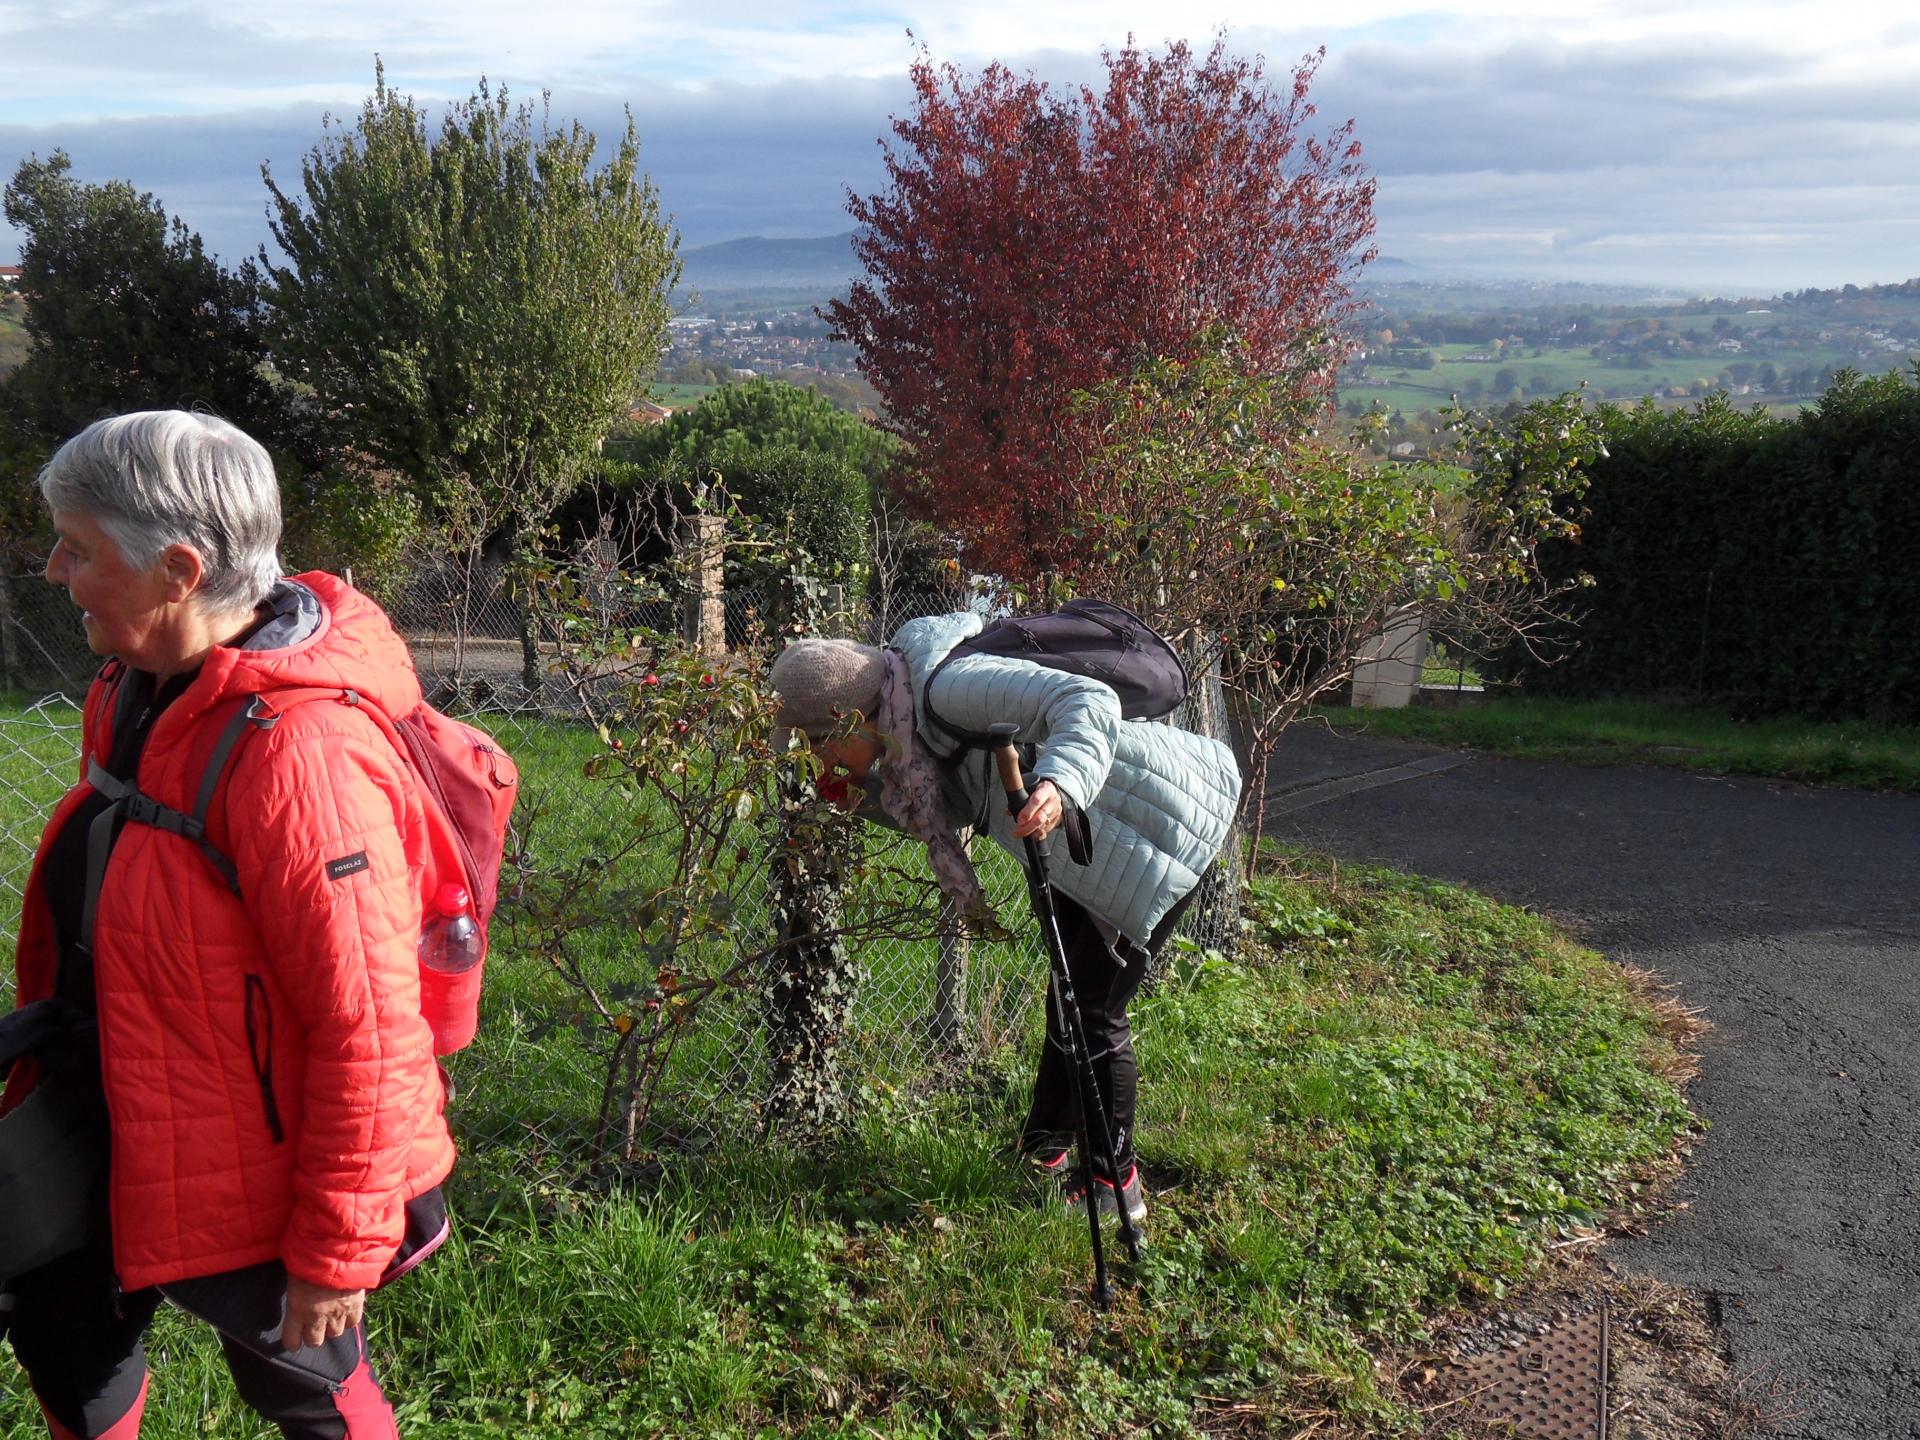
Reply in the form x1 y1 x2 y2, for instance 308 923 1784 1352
920 597 1189 749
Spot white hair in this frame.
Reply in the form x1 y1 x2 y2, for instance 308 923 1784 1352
39 411 283 612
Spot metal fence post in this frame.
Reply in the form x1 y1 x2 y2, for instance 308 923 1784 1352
931 831 972 1054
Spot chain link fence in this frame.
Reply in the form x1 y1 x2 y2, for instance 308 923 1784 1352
1 556 1244 1179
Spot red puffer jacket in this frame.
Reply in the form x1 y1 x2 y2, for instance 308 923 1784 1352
8 572 456 1292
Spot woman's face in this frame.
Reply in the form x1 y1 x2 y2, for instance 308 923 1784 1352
45 508 174 667
812 727 882 810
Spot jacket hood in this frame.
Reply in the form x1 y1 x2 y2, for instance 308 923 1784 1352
889 610 983 741
201 571 422 718
115 571 424 792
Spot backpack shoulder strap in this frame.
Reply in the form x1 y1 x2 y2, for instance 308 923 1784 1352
918 638 990 754
78 695 280 955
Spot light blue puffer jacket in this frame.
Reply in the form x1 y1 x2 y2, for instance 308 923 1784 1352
891 612 1243 944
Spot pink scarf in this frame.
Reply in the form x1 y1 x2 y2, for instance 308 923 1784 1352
874 649 994 923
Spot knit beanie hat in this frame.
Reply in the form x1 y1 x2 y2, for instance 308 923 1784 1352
769 638 887 739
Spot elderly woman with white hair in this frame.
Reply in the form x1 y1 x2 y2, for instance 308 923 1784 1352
1 411 454 1439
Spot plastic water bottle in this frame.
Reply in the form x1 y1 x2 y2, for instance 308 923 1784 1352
419 882 483 1053
420 883 482 974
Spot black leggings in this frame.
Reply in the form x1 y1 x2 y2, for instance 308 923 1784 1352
1017 880 1202 1179
5 1201 398 1440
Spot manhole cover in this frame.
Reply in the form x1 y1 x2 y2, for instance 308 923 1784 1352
1446 1302 1609 1439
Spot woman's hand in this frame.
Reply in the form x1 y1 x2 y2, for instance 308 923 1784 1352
1012 779 1064 841
280 1277 366 1351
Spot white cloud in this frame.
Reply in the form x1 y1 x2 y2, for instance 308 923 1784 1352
0 0 1916 289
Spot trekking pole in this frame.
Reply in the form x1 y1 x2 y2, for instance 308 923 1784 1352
988 724 1142 1310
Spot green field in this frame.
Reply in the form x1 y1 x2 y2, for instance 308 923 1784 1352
1343 333 1868 419
650 382 722 408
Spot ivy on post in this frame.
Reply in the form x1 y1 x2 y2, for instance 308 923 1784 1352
762 766 859 1142
761 569 859 1142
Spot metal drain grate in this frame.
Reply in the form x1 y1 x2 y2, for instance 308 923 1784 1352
1446 1303 1609 1440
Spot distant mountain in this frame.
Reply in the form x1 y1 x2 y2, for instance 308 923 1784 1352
678 233 859 297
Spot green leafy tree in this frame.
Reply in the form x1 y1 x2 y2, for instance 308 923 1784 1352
1 151 274 452
620 377 895 483
0 150 281 681
605 379 897 579
263 67 681 682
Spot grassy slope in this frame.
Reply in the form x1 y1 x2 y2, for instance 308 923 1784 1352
1327 696 1920 794
0 731 1695 1440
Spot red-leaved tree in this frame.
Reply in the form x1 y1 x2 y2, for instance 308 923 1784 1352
828 38 1376 579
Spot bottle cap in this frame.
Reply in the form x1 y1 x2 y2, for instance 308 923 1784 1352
435 881 472 916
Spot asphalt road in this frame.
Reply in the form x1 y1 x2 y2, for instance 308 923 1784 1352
1265 722 1920 1440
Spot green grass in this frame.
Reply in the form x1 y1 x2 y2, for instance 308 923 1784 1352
1421 643 1483 689
0 722 1696 1440
1325 695 1920 793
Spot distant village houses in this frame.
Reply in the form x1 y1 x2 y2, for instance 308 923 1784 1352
0 265 22 293
627 399 674 425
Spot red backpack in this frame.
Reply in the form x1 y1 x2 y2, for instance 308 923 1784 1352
82 677 519 1055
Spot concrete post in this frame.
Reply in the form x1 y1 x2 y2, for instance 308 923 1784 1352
680 514 727 655
1350 607 1428 709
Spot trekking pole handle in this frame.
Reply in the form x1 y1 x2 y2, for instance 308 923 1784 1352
989 724 1026 799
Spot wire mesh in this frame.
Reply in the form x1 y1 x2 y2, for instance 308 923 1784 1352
0 567 1245 1176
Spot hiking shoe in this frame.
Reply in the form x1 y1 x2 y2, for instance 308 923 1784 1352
1062 1165 1147 1227
1028 1146 1073 1176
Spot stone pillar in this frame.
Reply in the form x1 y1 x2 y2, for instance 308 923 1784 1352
1350 607 1427 709
680 514 726 656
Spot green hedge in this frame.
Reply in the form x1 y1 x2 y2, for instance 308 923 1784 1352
1505 367 1920 721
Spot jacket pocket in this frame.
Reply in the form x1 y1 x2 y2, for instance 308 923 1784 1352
243 975 285 1144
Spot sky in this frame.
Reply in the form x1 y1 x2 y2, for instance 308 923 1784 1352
1 0 1916 295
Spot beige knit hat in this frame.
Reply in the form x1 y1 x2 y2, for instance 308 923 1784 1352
768 638 887 740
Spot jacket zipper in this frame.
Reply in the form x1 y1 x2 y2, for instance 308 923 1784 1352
244 975 286 1143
